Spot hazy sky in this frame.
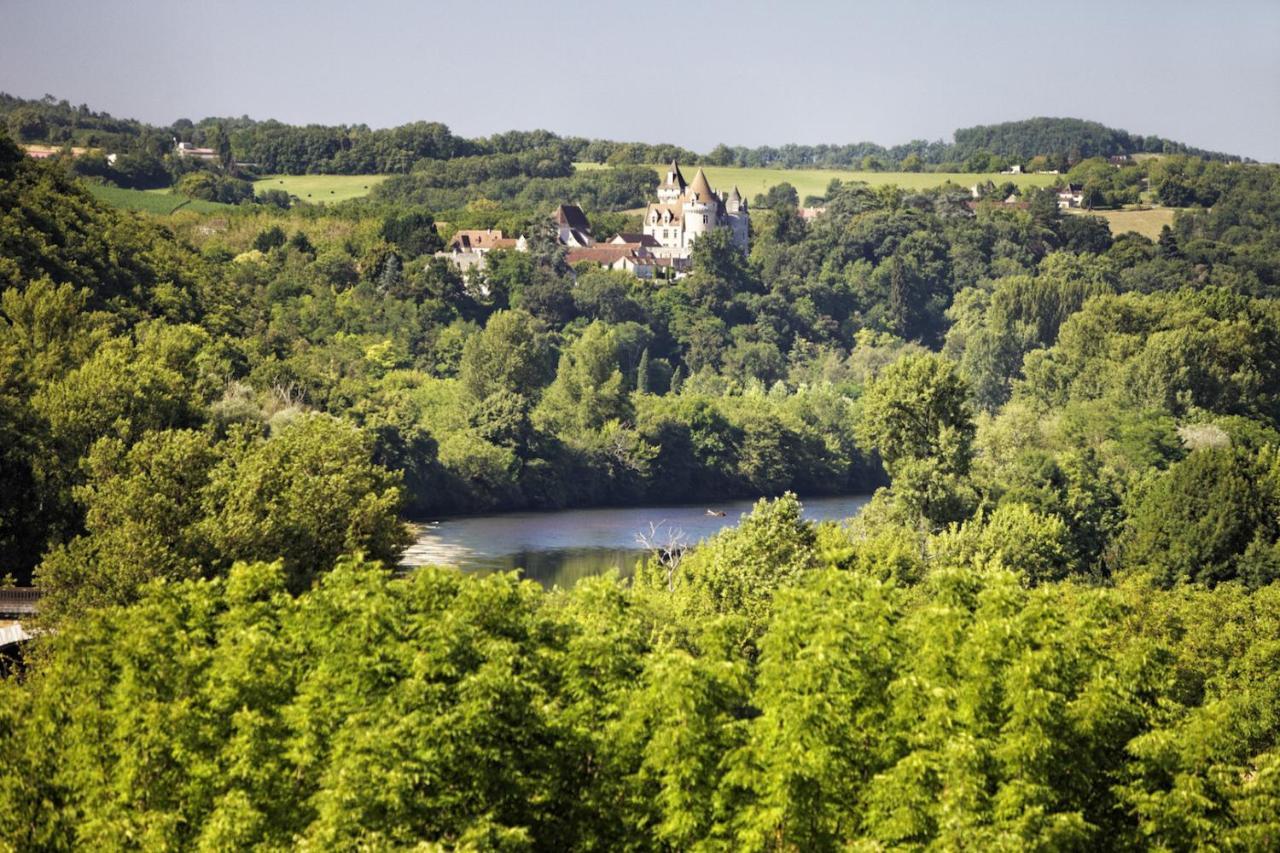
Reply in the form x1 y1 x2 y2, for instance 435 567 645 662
2 0 1278 161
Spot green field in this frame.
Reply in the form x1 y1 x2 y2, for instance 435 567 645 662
85 184 231 215
1067 206 1176 240
254 174 388 203
638 164 1059 201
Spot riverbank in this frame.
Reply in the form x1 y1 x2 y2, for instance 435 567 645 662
400 494 872 588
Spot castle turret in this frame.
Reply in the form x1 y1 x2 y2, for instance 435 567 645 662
725 185 749 252
682 167 721 248
657 160 688 203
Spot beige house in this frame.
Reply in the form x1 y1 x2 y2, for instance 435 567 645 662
437 228 525 271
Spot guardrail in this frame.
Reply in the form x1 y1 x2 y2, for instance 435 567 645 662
0 588 40 619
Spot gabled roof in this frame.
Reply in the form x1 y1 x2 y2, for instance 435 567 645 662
562 229 593 247
554 204 591 233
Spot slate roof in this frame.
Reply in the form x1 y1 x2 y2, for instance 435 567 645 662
554 204 591 233
660 160 688 190
611 233 661 247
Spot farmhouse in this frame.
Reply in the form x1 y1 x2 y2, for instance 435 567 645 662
438 228 525 272
644 162 749 258
174 141 219 162
1057 183 1085 209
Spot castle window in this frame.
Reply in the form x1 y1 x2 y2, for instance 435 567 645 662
703 215 708 224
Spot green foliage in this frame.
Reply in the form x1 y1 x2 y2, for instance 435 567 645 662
174 170 254 205
9 542 1280 850
199 415 410 591
642 493 819 648
6 96 1280 851
1125 447 1280 588
379 206 443 257
857 353 976 527
458 310 555 403
535 321 632 433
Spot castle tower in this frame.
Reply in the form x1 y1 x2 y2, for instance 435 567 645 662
657 160 687 204
725 185 749 252
682 167 720 248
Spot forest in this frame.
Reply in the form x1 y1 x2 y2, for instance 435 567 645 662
2 92 1243 192
2 109 1280 849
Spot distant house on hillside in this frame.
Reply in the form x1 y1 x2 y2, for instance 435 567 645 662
174 141 219 162
437 228 525 272
566 243 677 279
1057 184 1085 209
798 206 827 221
449 229 520 252
554 204 594 247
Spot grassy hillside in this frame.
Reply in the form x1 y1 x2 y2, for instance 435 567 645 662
1066 206 1176 240
254 174 388 204
615 164 1057 202
84 183 231 215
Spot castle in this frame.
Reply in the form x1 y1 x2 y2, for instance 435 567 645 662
644 162 749 258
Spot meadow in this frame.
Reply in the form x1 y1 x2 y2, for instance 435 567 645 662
253 174 389 204
623 164 1059 201
1065 206 1175 240
84 184 231 215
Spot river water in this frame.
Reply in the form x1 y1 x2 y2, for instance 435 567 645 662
400 494 872 588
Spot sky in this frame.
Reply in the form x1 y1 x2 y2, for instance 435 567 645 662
2 0 1278 161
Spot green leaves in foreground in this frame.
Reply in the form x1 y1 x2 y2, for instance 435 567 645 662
5 521 1280 850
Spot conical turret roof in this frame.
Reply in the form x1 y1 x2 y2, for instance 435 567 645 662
661 160 687 190
688 167 715 201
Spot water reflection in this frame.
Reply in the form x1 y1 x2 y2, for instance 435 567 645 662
401 494 871 588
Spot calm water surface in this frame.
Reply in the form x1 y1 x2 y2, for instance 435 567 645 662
401 494 872 588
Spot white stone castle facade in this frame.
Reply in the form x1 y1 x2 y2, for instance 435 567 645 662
644 162 749 258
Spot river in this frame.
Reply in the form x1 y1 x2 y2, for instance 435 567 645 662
400 494 872 588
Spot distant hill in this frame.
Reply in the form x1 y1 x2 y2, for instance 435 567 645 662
0 92 1244 179
952 117 1239 163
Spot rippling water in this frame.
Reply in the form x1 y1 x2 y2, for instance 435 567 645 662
401 494 872 588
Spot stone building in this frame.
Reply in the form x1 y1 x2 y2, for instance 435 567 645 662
643 162 748 258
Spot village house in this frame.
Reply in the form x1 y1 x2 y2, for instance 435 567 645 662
644 162 749 258
438 228 525 272
554 204 594 247
174 140 219 162
1057 183 1085 209
564 243 672 279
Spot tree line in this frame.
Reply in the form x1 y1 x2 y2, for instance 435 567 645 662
2 92 1243 186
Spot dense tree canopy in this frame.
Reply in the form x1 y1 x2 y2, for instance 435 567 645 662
2 109 1280 848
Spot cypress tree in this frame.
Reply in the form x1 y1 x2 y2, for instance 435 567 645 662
636 347 651 394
